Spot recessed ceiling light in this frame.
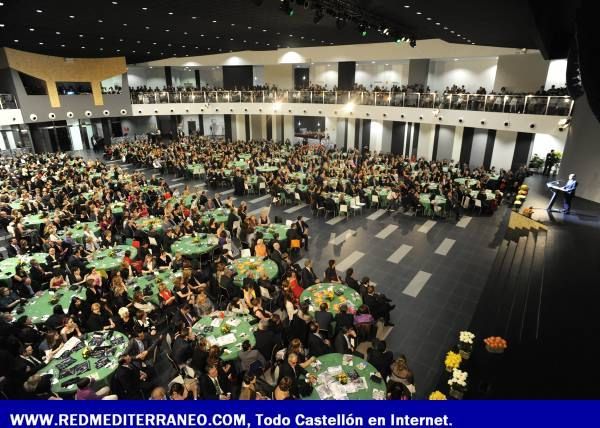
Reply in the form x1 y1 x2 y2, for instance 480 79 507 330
450 30 455 33
404 5 410 8
97 19 103 22
289 34 293 37
100 36 104 40
0 3 4 6
0 24 4 27
426 17 432 20
200 34 204 37
457 34 461 37
167 43 172 46
61 44 65 47
14 39 18 42
262 29 267 32
119 38 124 41
29 28 35 31
443 26 448 30
248 26 252 29
215 36 220 39
79 34 84 38
471 42 475 45
230 38 233 41
69 15 75 19
142 7 147 11
123 23 127 26
385 63 389 65
81 46 85 49
36 9 43 13
136 40 141 44
100 47 104 51
38 42 44 45
165 29 170 32
116 49 120 52
212 20 217 23
192 16 197 19
112 1 118 4
145 26 150 29
152 42 157 45
55 31 61 34
231 23 235 26
372 61 376 63
168 12 173 15
435 22 440 25
416 11 422 14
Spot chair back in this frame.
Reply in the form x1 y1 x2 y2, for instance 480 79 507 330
241 248 252 258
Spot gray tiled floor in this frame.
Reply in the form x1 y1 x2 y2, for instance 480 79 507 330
74 150 509 398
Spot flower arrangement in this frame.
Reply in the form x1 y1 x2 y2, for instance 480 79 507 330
325 290 335 301
108 250 116 258
336 372 349 385
444 351 462 371
484 336 508 353
448 369 468 399
428 391 447 400
221 324 231 334
81 347 91 359
458 331 475 359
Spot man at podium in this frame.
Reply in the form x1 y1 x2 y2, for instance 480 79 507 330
546 174 578 213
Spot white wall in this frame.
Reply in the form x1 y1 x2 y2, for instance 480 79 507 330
67 119 83 150
264 65 293 89
101 74 124 90
120 116 158 136
199 67 223 88
310 63 338 89
355 62 408 89
347 118 356 149
381 120 393 153
203 114 225 136
126 66 167 89
451 126 464 162
232 114 246 141
490 130 517 171
0 130 6 150
171 68 196 88
545 59 567 90
369 120 383 152
283 115 294 142
417 123 436 159
180 115 200 135
531 132 567 159
493 54 549 93
253 66 265 86
325 117 337 147
427 57 498 92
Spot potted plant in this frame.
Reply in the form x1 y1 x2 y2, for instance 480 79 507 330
484 336 508 354
448 369 468 400
528 154 544 172
458 331 475 360
444 351 462 372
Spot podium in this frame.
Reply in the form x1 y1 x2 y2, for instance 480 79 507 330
546 180 564 211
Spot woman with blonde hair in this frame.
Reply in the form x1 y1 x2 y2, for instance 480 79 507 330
254 238 268 257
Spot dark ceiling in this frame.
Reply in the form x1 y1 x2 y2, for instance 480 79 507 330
0 0 575 64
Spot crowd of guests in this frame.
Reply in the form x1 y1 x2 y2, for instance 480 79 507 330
0 149 417 400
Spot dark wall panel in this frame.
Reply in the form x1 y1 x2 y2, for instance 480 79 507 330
411 123 420 157
361 119 371 151
390 121 406 154
432 125 440 160
266 115 273 140
483 130 496 169
460 127 474 166
511 132 534 171
165 66 172 88
338 62 356 90
224 114 232 141
244 114 250 141
354 119 361 150
222 65 253 90
194 70 201 89
294 68 309 89
343 118 349 150
198 115 204 136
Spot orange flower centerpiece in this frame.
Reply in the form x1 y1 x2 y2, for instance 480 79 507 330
484 336 508 354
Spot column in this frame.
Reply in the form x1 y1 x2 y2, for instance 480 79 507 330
451 126 464 162
417 123 436 159
283 115 294 142
407 59 430 88
0 131 6 150
381 121 393 153
195 70 201 89
165 66 173 88
490 130 517 171
325 117 337 147
369 120 383 153
67 119 83 150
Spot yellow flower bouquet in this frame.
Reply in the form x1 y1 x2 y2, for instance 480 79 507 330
428 391 447 400
444 351 462 372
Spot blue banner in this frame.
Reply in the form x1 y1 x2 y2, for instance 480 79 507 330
1 401 599 428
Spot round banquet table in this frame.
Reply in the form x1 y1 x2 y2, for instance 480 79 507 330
256 166 279 173
228 160 249 170
39 331 128 395
135 216 163 233
238 153 252 160
11 287 86 324
110 202 126 215
300 283 362 315
454 177 479 188
419 194 447 216
0 253 48 284
58 222 101 243
87 245 137 272
255 224 290 243
131 271 178 306
192 314 256 361
171 234 219 257
303 353 386 400
201 208 229 225
288 172 306 183
22 213 48 228
228 256 278 286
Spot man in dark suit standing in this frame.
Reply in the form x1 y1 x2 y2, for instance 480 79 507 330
6 238 21 258
301 259 319 288
200 364 232 400
334 304 355 337
295 216 309 250
543 150 558 176
254 319 281 361
562 173 578 214
314 303 333 337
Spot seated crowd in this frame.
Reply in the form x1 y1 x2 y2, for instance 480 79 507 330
0 150 414 400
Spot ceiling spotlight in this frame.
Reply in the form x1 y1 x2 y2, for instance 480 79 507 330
280 0 294 16
382 27 390 35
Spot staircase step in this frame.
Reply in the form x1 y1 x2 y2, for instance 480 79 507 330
521 230 547 342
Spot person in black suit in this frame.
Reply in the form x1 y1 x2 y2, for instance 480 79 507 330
277 352 314 398
269 242 287 276
364 285 395 326
199 364 231 400
300 259 319 288
171 326 195 366
314 303 333 337
14 344 44 385
125 327 154 367
225 208 238 233
220 269 242 300
542 150 557 176
254 319 281 361
333 326 358 355
344 268 360 293
212 193 223 209
171 304 196 331
333 304 354 337
367 339 394 379
111 354 152 399
6 238 21 258
295 216 309 250
307 322 331 357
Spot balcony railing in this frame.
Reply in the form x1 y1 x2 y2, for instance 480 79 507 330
0 94 18 110
130 90 573 116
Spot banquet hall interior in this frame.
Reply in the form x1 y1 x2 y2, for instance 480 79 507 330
0 0 599 401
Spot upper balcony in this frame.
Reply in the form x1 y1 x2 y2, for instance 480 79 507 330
0 94 19 110
130 90 573 117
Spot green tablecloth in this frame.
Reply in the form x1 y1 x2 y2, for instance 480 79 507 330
87 245 137 271
12 288 86 324
469 190 495 201
284 184 308 194
131 271 178 306
186 163 205 175
229 257 278 286
192 315 256 361
238 153 252 160
201 208 229 225
22 213 48 228
256 166 279 173
39 331 128 395
0 253 48 282
323 192 353 207
140 185 163 194
304 353 385 400
454 178 479 188
58 222 101 243
288 172 307 183
136 216 163 233
419 194 448 216
171 234 219 257
255 224 290 242
110 202 126 215
300 283 362 315
163 195 195 208
364 187 391 207
228 160 248 170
